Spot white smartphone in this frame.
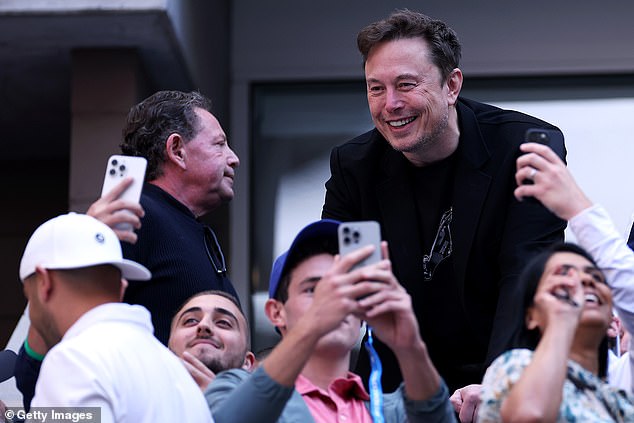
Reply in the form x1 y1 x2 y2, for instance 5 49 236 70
337 221 382 270
100 154 147 231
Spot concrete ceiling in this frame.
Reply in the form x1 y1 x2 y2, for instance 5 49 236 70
0 10 192 160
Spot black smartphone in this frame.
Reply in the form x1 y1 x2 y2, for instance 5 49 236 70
524 128 565 158
522 128 565 186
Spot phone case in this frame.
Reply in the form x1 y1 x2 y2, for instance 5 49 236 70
337 221 382 270
101 155 147 201
101 155 147 231
524 128 565 158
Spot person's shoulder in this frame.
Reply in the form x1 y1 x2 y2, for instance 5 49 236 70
492 348 533 364
459 97 558 130
212 367 251 386
217 367 251 378
139 184 166 215
331 128 393 168
205 368 251 402
483 348 533 384
335 128 389 153
38 336 102 376
134 183 187 236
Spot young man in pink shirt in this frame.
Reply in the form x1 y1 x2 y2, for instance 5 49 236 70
205 219 456 423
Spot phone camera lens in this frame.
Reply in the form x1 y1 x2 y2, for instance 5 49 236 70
111 159 118 166
119 165 126 172
109 169 116 176
529 132 549 143
343 236 351 245
352 231 360 241
342 227 350 234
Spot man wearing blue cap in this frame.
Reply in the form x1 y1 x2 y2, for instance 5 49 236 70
205 219 455 423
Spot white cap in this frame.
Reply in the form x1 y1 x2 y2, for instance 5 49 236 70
19 213 151 282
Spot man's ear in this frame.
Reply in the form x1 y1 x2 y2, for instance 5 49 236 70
34 266 55 304
119 278 128 302
446 68 463 105
242 351 257 371
264 298 286 333
165 133 187 170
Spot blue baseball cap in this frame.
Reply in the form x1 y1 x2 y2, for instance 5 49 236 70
268 219 340 299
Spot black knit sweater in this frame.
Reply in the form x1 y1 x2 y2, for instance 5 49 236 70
122 183 238 344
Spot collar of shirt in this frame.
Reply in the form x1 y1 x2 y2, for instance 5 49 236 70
296 372 372 423
145 183 198 220
61 303 153 342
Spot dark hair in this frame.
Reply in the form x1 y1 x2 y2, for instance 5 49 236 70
274 237 338 303
514 242 609 378
120 90 213 180
357 9 461 83
170 289 250 349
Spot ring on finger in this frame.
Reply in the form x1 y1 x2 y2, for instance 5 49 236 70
529 167 538 180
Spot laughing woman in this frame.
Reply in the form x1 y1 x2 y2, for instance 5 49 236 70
478 243 634 422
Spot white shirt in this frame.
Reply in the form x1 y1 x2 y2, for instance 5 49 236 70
569 204 634 393
31 303 213 423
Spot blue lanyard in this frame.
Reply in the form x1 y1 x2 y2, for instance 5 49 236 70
364 327 385 423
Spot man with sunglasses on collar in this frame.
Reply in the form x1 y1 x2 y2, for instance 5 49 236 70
120 90 240 345
322 10 566 404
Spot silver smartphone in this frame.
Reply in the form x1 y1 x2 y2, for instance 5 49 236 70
100 154 147 231
337 221 382 270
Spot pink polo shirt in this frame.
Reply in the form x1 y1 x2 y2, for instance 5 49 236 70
296 372 374 423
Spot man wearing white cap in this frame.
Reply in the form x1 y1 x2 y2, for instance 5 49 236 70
19 213 213 422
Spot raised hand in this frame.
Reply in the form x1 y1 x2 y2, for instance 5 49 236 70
515 142 592 220
87 176 144 244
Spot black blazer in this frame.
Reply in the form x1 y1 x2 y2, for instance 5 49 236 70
322 97 566 391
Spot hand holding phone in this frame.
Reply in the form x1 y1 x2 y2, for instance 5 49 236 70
521 128 565 185
338 221 382 271
100 155 147 232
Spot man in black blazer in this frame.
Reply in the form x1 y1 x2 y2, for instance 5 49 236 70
321 9 566 404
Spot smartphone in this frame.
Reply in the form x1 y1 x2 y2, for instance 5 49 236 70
522 128 565 186
524 128 565 158
337 221 382 270
100 154 147 231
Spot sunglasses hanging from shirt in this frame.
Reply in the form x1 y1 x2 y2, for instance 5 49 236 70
423 207 453 281
204 226 227 275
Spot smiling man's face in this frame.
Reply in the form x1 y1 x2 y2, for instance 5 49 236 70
365 37 459 164
168 293 249 374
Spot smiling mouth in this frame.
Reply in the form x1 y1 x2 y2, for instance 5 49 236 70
387 116 416 128
191 338 221 349
584 292 602 305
